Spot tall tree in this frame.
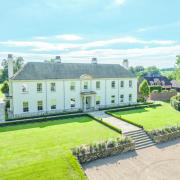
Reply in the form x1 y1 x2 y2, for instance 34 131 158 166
139 80 150 101
0 56 24 82
175 56 180 80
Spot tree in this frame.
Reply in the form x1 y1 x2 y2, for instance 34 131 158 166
1 81 9 95
0 56 24 82
175 56 180 80
139 80 149 101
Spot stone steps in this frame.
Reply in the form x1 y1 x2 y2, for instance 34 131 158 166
124 129 156 150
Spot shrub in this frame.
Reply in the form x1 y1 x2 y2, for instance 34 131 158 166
171 95 180 111
1 81 9 95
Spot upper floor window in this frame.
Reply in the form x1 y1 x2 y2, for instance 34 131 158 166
129 94 132 102
129 80 132 88
111 81 116 88
111 95 115 104
120 94 124 103
23 101 29 112
37 83 42 92
70 98 76 108
51 83 56 92
22 84 28 93
96 81 100 89
120 81 124 88
51 99 56 110
96 96 101 105
70 82 76 91
84 82 88 90
37 100 43 111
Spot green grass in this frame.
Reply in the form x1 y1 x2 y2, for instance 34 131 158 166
0 116 119 179
111 102 180 131
0 83 4 99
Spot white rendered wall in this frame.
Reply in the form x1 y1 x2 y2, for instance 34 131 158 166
11 78 137 117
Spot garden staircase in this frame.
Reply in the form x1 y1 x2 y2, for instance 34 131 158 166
124 129 156 150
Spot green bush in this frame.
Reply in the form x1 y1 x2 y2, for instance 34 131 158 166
171 95 180 111
149 86 162 93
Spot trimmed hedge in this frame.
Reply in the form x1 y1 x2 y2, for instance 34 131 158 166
87 114 122 134
7 110 83 121
0 114 86 127
72 136 135 163
148 126 180 143
171 95 180 111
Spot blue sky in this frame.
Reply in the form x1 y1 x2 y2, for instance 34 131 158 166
0 0 180 67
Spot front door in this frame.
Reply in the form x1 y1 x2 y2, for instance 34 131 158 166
86 96 91 110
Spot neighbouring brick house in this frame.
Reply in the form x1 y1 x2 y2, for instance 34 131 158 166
171 80 180 92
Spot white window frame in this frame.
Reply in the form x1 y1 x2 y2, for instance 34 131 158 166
96 81 100 89
22 84 28 93
120 81 124 88
111 81 116 88
51 99 56 110
129 80 132 88
23 101 29 112
37 100 43 111
51 82 56 92
129 94 132 102
37 83 42 92
96 96 101 105
84 82 88 90
70 82 76 91
120 94 124 103
70 98 76 108
111 95 115 104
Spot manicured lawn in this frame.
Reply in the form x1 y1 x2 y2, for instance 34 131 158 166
110 102 180 131
0 83 4 99
0 116 119 179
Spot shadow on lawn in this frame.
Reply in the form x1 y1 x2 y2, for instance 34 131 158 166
0 115 92 133
156 138 180 149
83 150 138 169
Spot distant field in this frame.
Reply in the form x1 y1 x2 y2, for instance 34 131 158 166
0 115 119 179
0 83 4 99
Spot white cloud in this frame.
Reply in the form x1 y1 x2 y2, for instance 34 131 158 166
0 36 176 52
114 0 125 6
34 34 83 41
54 34 83 41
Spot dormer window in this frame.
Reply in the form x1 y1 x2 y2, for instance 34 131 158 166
84 82 88 90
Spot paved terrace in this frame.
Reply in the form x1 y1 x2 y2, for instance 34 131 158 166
84 138 180 180
89 111 140 133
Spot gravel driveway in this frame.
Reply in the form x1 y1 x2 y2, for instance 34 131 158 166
84 138 180 180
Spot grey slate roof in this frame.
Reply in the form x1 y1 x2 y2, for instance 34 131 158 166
12 62 136 80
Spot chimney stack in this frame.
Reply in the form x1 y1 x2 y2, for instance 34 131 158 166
54 56 61 63
122 59 129 69
91 57 97 64
8 54 14 79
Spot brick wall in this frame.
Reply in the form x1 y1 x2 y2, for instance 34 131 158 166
149 91 177 101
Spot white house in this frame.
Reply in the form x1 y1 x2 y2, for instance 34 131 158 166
8 55 137 118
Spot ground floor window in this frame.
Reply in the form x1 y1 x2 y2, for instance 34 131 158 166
51 99 56 110
37 100 43 111
23 101 29 112
96 96 101 105
111 95 115 104
70 98 76 108
129 94 132 102
120 94 124 103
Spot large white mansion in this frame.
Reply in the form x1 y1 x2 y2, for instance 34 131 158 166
8 55 137 118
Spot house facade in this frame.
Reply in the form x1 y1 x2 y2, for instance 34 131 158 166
8 55 137 118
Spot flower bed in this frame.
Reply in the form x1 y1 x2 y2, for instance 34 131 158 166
171 95 180 111
148 126 180 143
72 137 135 164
